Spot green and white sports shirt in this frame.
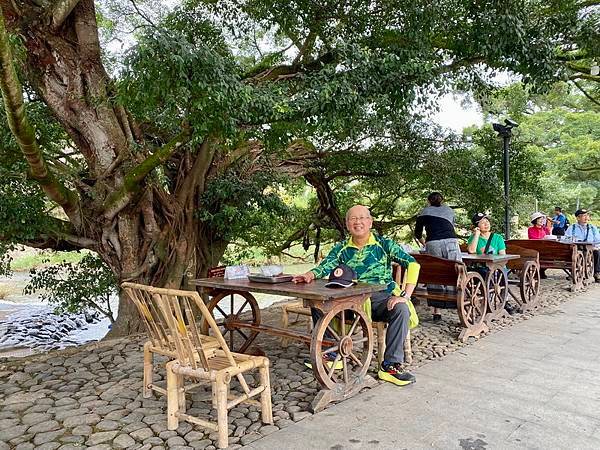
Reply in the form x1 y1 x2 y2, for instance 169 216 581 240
311 233 420 296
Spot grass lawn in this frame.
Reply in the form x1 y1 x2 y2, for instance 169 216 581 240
10 251 87 272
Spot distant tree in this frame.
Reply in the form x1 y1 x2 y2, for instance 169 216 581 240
0 0 589 334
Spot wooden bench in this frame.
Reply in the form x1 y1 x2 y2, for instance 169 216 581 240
506 239 586 292
410 254 488 342
505 243 541 312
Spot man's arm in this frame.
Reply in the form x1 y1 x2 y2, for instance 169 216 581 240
565 224 573 237
292 242 343 283
384 238 420 291
414 216 425 246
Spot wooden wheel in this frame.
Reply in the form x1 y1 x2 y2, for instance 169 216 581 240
458 272 487 328
486 268 508 315
584 249 594 282
202 291 260 353
310 305 373 391
574 251 585 286
519 261 540 306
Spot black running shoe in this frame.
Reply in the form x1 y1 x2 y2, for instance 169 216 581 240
378 362 416 386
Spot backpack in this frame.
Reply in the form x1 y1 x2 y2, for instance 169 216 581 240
563 215 570 231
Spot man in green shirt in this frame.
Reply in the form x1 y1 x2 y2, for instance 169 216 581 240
293 205 420 386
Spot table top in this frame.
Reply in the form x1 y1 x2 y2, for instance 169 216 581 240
190 277 387 301
460 252 520 263
507 238 596 247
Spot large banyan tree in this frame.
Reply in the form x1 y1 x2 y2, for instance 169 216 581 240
0 0 592 334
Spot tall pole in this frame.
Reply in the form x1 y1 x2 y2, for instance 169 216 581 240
503 134 510 238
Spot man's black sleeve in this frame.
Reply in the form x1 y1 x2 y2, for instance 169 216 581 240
415 215 425 240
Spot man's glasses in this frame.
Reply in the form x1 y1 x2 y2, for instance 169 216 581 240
348 216 371 223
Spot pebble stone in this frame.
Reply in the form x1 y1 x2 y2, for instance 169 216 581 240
0 276 580 449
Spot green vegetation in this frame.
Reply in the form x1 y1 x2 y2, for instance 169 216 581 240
10 251 86 272
0 0 597 332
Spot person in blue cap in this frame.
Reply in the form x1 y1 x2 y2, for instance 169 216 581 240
293 204 420 386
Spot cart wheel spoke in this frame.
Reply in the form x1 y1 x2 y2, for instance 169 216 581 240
214 305 228 318
236 299 249 316
327 354 342 378
321 345 339 357
348 351 363 367
342 356 349 383
348 316 361 337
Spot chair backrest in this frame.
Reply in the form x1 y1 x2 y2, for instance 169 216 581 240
121 282 236 371
392 263 406 289
411 254 464 286
506 239 571 262
505 243 539 270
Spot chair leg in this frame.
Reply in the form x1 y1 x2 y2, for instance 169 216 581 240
404 329 413 364
259 363 273 424
143 341 153 398
281 306 290 348
166 362 179 431
375 322 386 368
211 381 217 409
178 375 186 414
216 377 229 449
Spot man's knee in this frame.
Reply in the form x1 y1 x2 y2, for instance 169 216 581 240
390 302 410 320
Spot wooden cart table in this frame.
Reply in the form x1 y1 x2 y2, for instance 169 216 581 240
410 253 489 342
506 240 593 291
504 243 541 312
190 277 386 413
460 253 520 322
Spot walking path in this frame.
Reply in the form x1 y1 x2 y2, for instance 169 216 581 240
246 287 600 450
0 278 597 449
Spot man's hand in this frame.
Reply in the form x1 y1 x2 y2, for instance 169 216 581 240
292 271 315 284
387 295 408 311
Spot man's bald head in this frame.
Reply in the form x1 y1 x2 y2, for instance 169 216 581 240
345 205 373 240
346 205 371 222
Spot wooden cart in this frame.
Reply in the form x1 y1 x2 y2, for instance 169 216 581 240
190 277 386 413
460 253 520 322
410 254 489 342
506 240 591 292
504 244 541 312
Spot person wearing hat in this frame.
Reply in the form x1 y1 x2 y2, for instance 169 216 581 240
528 212 551 278
528 212 552 240
466 213 518 314
466 213 506 256
293 204 420 386
565 209 600 281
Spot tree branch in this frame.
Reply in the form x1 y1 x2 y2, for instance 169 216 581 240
103 128 191 221
0 11 81 228
49 0 83 29
571 80 600 107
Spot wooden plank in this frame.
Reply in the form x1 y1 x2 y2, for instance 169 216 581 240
412 288 459 302
460 253 521 263
190 278 386 301
227 321 335 347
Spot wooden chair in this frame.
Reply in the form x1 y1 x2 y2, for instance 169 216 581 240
122 282 220 397
145 285 273 449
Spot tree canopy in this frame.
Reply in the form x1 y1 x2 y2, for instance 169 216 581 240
0 0 597 333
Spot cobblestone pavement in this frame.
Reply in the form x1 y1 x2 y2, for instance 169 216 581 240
0 272 582 449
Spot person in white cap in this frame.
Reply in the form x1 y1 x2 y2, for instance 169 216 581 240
528 212 552 240
528 212 551 278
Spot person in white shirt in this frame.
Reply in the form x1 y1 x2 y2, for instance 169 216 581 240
565 209 600 282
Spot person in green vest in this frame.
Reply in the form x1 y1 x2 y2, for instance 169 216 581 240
467 213 506 255
466 212 518 315
293 204 420 386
